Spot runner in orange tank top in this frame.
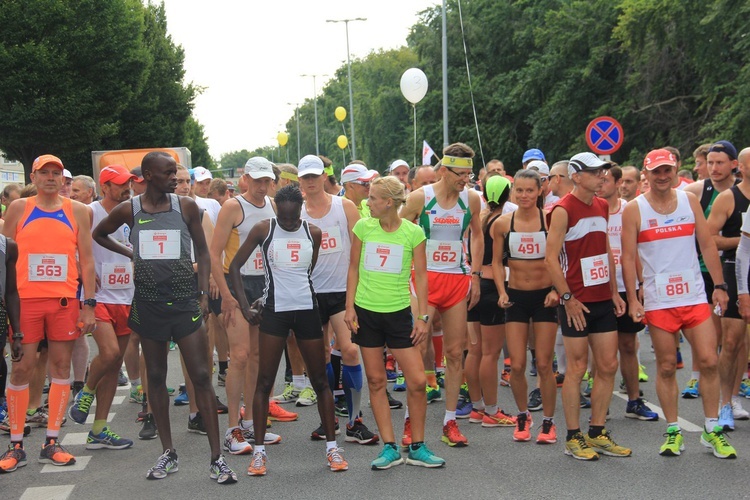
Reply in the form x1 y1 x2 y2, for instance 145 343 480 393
0 154 96 471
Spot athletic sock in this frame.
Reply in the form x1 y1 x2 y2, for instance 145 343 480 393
485 404 497 415
443 411 456 426
667 421 680 431
292 375 305 391
691 371 700 381
92 419 106 435
342 364 363 425
46 379 70 438
218 361 228 374
190 412 197 420
82 384 96 395
326 363 335 395
404 406 410 420
543 416 554 424
566 428 581 441
705 417 719 431
129 378 141 388
432 332 444 370
6 383 29 442
254 444 265 455
588 425 604 439
472 398 485 411
326 440 338 452
425 370 437 388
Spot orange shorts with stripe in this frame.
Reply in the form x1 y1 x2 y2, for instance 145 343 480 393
20 297 80 344
95 303 132 337
645 303 711 334
413 271 471 312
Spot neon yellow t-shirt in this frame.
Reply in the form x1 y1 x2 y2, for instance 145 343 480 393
352 217 425 313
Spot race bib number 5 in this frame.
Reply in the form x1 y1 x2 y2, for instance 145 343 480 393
580 253 609 287
29 254 67 282
273 238 312 268
363 242 403 274
101 262 134 290
139 230 180 260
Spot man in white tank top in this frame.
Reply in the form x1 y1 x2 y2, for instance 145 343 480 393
298 155 379 444
68 165 136 449
209 157 286 456
621 148 735 459
401 143 484 448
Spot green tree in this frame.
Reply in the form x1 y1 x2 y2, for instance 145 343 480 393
183 116 215 169
220 150 254 170
0 0 150 181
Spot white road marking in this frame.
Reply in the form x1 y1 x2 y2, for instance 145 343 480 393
61 432 89 446
40 455 92 473
611 392 703 432
20 485 75 500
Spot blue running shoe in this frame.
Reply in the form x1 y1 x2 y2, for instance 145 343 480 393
69 390 95 425
174 385 189 406
739 378 750 399
393 376 406 392
436 371 445 388
529 358 537 377
86 427 134 450
719 403 735 431
406 442 445 468
625 398 658 421
681 378 699 399
456 398 473 419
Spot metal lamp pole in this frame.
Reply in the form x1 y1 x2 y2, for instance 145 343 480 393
300 74 327 155
326 17 366 160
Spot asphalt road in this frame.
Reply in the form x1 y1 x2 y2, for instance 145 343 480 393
5 334 750 500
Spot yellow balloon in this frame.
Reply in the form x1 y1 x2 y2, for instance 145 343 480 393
337 135 348 150
335 106 347 122
277 132 289 147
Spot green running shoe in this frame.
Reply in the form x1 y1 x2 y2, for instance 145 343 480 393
406 443 445 468
426 386 442 404
659 426 684 456
701 425 737 459
371 443 403 470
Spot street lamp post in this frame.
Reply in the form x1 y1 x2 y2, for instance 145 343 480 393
300 74 327 155
287 102 302 163
326 17 366 160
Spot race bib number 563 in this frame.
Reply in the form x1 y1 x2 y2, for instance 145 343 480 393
29 254 67 282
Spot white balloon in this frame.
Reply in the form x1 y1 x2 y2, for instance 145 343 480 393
400 68 428 104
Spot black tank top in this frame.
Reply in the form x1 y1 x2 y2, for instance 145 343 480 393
504 208 547 261
722 185 750 262
482 213 503 265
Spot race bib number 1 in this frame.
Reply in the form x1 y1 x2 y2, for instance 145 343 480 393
363 242 403 274
101 262 134 290
139 230 180 260
240 247 264 276
580 253 609 287
28 254 67 282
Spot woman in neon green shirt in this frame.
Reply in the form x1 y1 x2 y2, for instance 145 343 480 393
345 176 444 470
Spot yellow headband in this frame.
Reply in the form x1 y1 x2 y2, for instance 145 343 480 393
280 171 298 182
324 166 335 176
441 155 473 168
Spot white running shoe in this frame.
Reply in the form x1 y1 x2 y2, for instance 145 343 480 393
223 427 253 455
732 397 750 420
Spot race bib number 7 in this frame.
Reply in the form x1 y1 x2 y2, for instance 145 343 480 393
139 230 180 260
29 254 67 282
363 242 403 274
580 253 609 287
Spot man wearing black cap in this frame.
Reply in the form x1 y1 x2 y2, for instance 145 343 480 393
705 140 750 430
545 152 628 461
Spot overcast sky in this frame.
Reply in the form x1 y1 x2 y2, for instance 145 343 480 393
160 0 438 160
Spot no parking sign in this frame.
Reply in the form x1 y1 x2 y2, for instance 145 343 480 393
585 116 624 155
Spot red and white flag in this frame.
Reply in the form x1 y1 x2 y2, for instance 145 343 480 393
422 140 436 166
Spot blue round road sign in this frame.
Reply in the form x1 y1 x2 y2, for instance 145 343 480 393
585 116 624 155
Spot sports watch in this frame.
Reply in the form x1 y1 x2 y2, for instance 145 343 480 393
714 283 729 292
417 314 430 323
561 292 573 303
83 298 97 308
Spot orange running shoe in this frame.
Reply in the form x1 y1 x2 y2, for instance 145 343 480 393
39 439 75 466
513 413 532 442
482 409 517 428
469 408 485 424
536 419 557 444
401 417 412 449
500 370 511 387
268 401 298 422
0 443 26 473
327 447 348 472
247 450 267 476
441 420 468 447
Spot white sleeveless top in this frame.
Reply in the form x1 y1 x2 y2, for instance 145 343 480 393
261 219 315 312
235 195 275 276
636 190 705 311
607 199 627 293
301 195 350 293
418 184 471 274
90 201 135 305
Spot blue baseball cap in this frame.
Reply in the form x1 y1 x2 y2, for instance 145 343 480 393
522 148 546 164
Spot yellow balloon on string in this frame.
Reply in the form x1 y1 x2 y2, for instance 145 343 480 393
277 132 289 147
337 135 348 150
335 106 347 122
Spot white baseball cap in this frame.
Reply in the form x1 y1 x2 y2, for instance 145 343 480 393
389 159 409 173
341 164 379 184
193 166 212 183
526 160 550 176
298 155 325 177
244 157 275 180
63 169 73 180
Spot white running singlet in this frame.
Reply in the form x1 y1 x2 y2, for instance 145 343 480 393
301 195 350 293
